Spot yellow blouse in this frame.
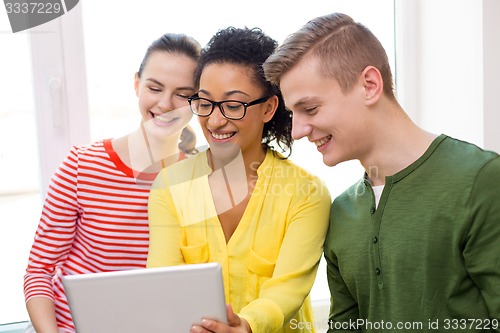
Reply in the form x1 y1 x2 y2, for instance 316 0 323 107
147 149 331 332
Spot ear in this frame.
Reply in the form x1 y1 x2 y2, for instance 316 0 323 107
262 95 279 123
134 72 140 97
361 66 383 106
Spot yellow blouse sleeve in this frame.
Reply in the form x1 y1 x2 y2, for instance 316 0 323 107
146 168 184 267
239 176 332 332
147 154 213 268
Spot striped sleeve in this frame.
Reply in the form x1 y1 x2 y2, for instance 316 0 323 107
24 146 80 302
23 140 155 331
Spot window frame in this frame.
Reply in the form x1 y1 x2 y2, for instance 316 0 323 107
28 4 90 197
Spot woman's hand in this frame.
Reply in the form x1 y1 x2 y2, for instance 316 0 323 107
190 304 252 333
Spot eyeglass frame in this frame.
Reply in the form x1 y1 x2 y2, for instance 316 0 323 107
187 94 270 120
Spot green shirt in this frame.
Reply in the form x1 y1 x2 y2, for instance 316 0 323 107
325 135 500 332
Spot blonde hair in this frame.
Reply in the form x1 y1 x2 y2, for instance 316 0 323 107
264 12 395 99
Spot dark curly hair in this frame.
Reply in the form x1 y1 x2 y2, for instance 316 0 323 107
195 27 293 156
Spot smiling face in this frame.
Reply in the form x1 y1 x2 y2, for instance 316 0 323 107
280 56 370 167
196 63 276 162
135 51 196 140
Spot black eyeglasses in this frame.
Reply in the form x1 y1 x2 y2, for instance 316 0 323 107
187 95 270 120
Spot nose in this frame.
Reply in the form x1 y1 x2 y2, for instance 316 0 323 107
291 113 311 140
157 93 174 112
206 104 228 128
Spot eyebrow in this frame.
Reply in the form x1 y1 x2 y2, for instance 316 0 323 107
198 89 251 99
291 97 314 110
145 78 164 87
146 78 195 92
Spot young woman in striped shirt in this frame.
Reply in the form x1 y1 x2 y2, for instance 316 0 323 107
23 33 201 333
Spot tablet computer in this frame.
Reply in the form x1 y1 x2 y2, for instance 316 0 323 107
62 262 227 333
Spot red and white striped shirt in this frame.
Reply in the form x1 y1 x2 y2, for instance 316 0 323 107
24 139 164 332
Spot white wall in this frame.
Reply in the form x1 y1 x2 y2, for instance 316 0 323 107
395 0 499 151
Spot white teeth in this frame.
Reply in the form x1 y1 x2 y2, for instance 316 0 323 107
211 132 234 140
154 113 175 123
315 135 332 147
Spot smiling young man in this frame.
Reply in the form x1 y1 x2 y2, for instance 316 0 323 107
264 12 500 333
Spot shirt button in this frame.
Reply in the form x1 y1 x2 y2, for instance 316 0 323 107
376 268 381 275
370 207 376 214
373 236 378 243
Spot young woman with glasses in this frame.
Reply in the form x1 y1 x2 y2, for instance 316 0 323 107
23 33 201 333
147 27 331 333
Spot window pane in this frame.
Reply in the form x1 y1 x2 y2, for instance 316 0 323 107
0 22 41 323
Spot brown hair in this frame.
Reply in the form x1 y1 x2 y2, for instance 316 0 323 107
139 33 202 154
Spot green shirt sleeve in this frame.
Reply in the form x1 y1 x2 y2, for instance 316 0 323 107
464 156 500 327
325 235 361 332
